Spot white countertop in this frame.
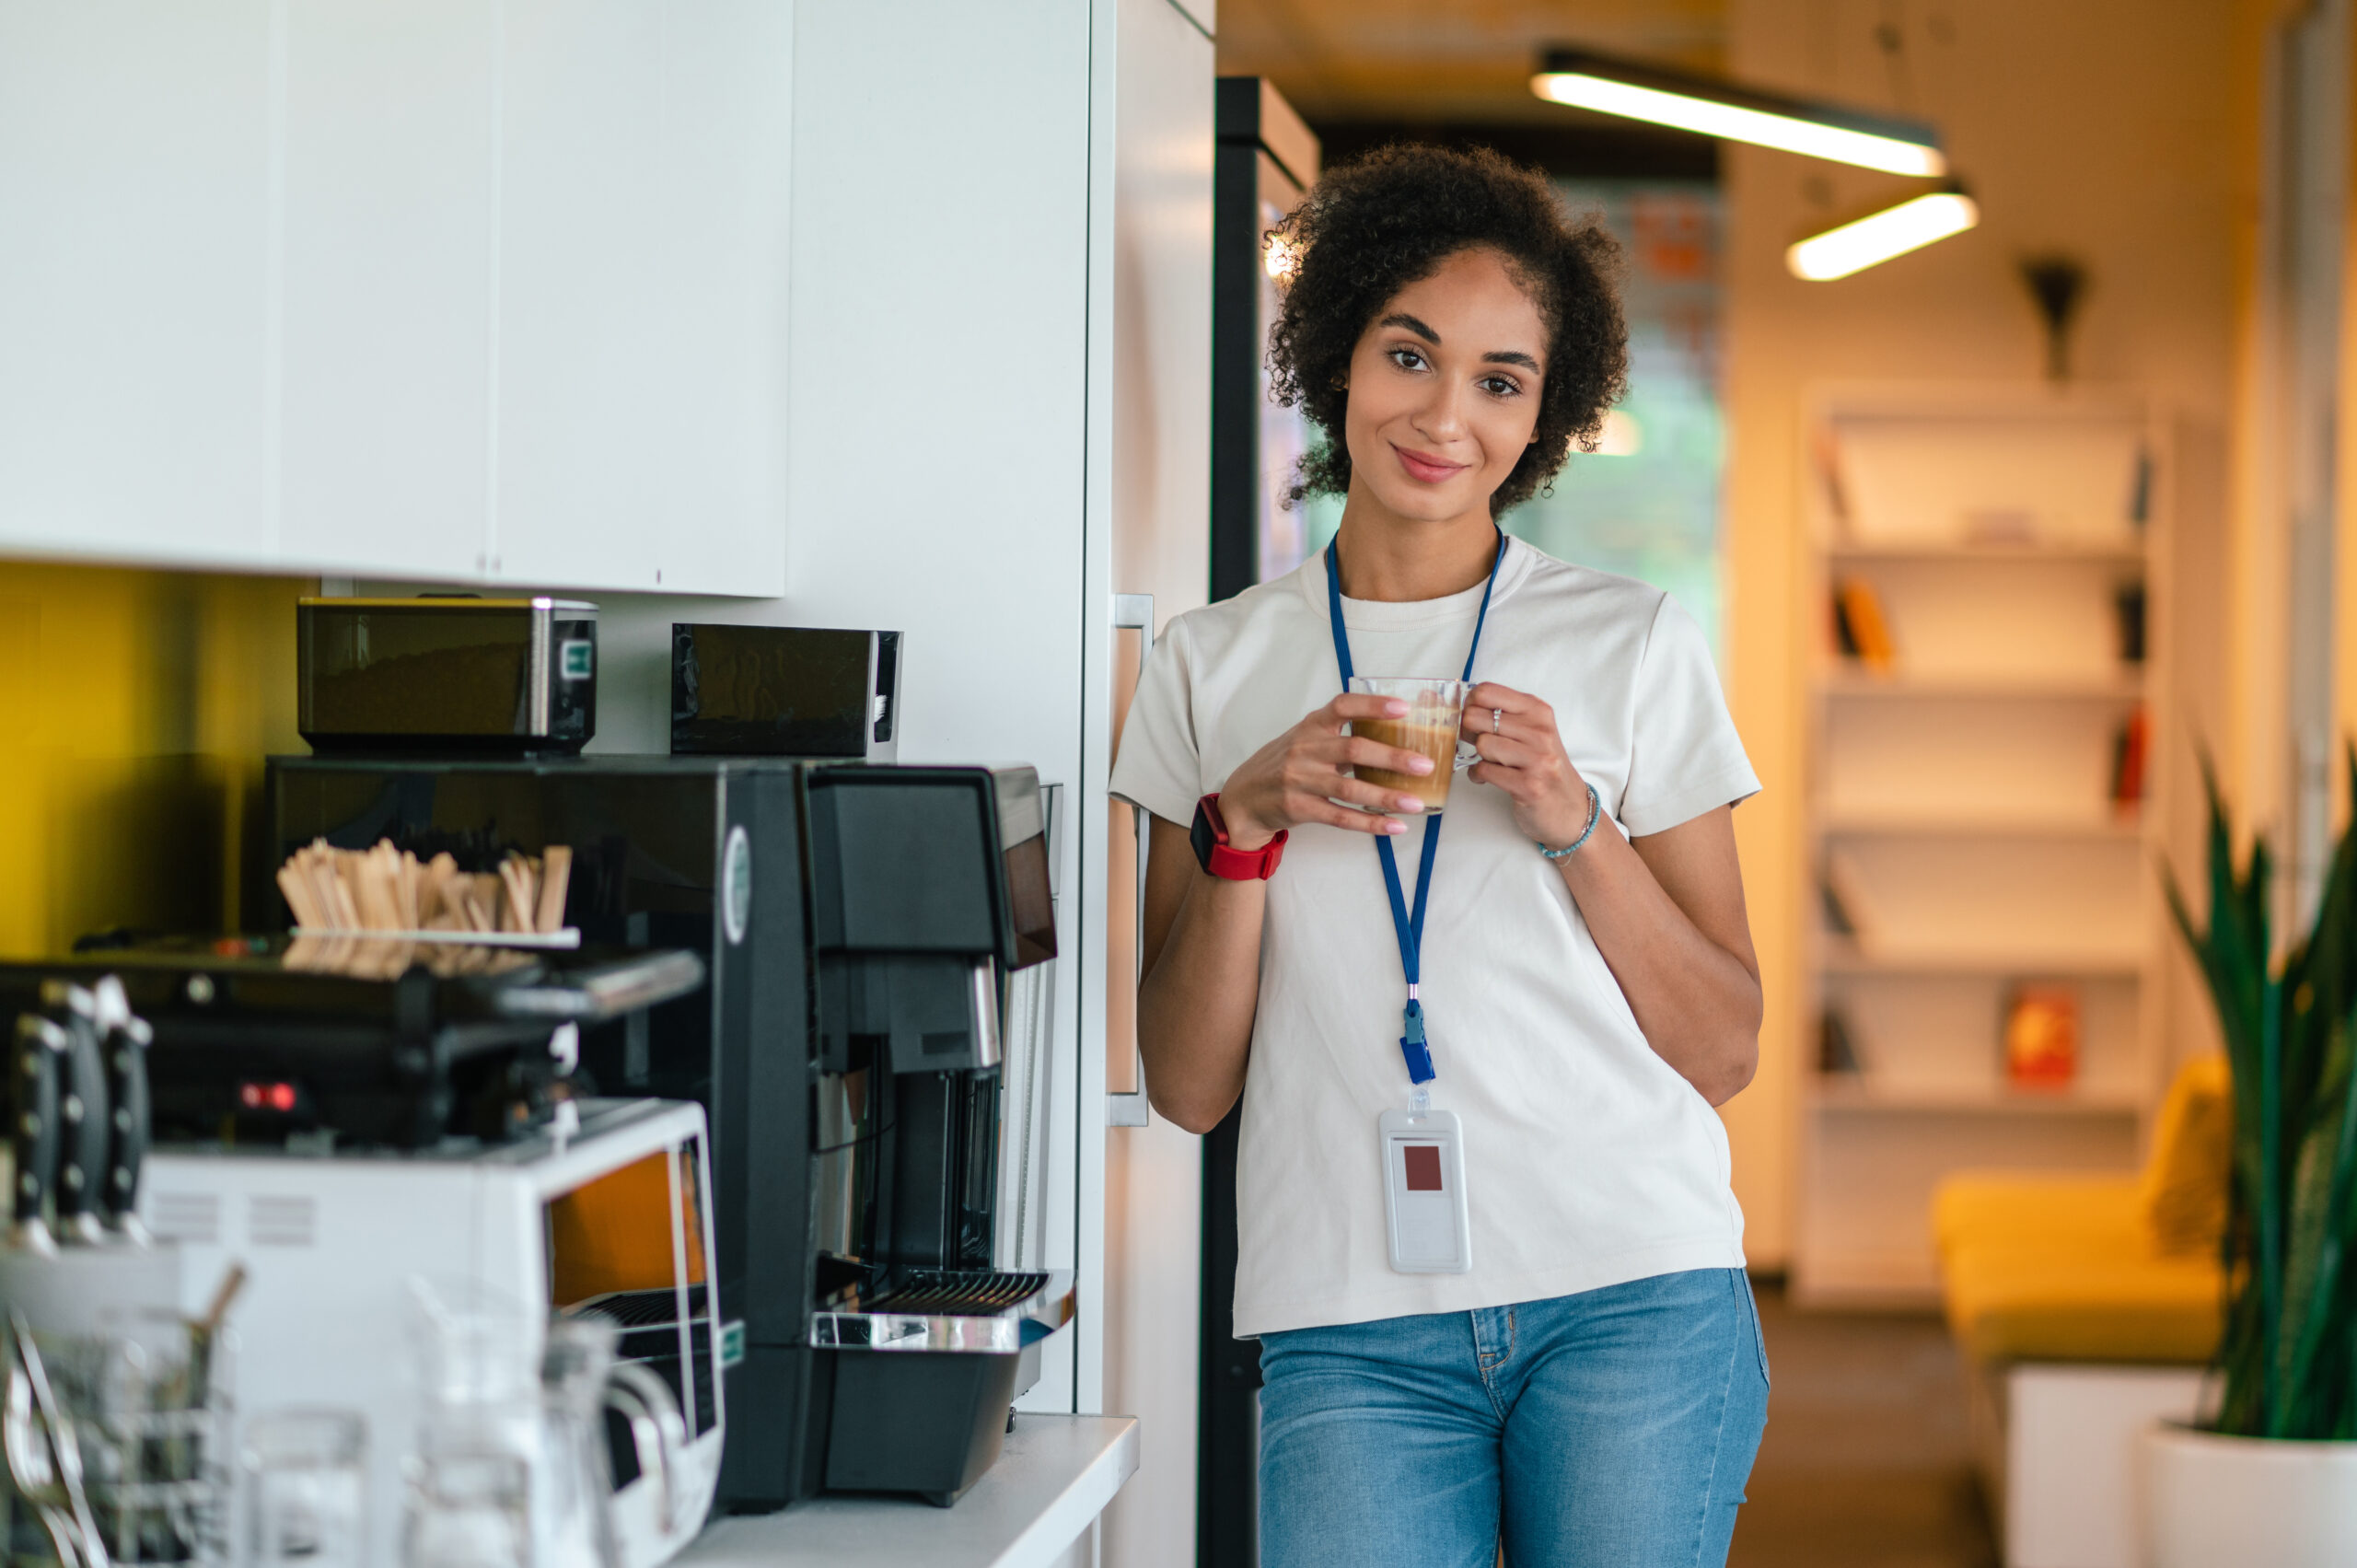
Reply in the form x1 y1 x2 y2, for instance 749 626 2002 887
676 1415 1139 1568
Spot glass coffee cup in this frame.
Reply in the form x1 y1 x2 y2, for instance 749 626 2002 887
1347 677 1472 813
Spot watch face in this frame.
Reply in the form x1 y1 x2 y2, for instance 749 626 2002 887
1190 797 1219 873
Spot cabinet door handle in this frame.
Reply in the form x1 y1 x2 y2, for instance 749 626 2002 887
1109 593 1155 1128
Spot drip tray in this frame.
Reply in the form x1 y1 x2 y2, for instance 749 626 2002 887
813 1269 1071 1353
810 1270 1074 1506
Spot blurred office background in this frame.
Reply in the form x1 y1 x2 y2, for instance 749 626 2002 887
1205 5 2305 1566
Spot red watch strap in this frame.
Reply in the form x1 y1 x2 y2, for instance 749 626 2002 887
1201 794 1286 880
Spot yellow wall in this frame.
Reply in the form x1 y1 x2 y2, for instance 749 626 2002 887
1719 0 2268 1266
0 562 306 957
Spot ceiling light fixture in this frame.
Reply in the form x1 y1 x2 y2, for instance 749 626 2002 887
1263 233 1299 283
1786 188 1980 280
1531 49 1946 178
1594 410 1643 457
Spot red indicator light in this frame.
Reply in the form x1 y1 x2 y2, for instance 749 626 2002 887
238 1081 299 1113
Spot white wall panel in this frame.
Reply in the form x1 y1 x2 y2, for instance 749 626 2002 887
579 0 1098 1406
0 0 274 568
1097 0 1213 1564
492 0 664 587
276 0 495 577
615 5 792 598
358 4 1213 1522
493 0 791 596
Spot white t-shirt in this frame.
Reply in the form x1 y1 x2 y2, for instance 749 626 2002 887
1109 535 1761 1336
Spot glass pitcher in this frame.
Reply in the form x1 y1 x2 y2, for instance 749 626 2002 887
402 1284 688 1568
537 1317 688 1568
403 1282 538 1568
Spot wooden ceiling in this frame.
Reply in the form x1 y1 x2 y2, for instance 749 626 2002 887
1213 0 1728 127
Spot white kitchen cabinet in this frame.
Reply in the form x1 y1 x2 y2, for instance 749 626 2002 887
0 0 791 592
0 0 276 569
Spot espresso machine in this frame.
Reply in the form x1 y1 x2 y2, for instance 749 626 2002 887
265 754 1072 1509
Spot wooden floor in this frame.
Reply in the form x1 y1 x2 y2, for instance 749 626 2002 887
1729 1279 1999 1568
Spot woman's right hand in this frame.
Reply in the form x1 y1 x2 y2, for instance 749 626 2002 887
1214 694 1437 847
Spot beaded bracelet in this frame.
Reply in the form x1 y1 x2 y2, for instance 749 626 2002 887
1538 784 1602 861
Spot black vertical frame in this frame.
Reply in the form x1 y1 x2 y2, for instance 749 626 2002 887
1211 78 1273 607
1197 1099 1259 1567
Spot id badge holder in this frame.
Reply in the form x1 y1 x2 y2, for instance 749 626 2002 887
1379 1107 1472 1274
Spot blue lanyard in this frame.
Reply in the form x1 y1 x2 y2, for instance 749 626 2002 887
1324 529 1506 1086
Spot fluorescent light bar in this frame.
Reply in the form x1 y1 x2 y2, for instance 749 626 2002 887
1786 190 1980 280
1532 50 1945 178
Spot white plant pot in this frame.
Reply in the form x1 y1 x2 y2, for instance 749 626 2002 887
2142 1422 2357 1567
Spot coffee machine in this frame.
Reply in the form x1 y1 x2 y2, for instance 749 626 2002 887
265 755 1071 1508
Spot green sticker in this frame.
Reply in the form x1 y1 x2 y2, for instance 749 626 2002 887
723 827 752 945
561 639 594 680
720 1319 747 1369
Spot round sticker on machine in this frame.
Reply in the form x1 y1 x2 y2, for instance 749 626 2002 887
723 826 753 945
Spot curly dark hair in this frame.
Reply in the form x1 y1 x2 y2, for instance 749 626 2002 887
1269 144 1628 516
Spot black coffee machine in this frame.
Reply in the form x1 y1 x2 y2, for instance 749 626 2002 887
264 755 1071 1508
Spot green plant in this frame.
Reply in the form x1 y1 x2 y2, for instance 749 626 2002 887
2165 757 2357 1439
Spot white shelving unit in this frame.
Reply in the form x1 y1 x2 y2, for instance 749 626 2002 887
1794 385 2171 1307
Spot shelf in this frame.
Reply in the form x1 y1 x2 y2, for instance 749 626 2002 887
1808 1076 2143 1115
1819 808 2142 840
1799 389 2165 1330
1818 671 2143 701
1827 540 2146 565
1821 939 2146 977
680 1414 1138 1568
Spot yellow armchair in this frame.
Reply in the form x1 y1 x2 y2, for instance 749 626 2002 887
1932 1055 2230 1365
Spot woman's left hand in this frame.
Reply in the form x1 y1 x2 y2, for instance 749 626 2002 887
1462 682 1596 849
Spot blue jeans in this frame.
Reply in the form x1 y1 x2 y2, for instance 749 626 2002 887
1257 1270 1770 1568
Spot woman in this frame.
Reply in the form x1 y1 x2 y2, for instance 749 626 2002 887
1109 145 1768 1567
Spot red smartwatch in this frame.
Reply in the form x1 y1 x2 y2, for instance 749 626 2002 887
1190 794 1286 880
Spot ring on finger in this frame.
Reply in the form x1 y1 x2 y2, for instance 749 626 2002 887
1491 707 1504 735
